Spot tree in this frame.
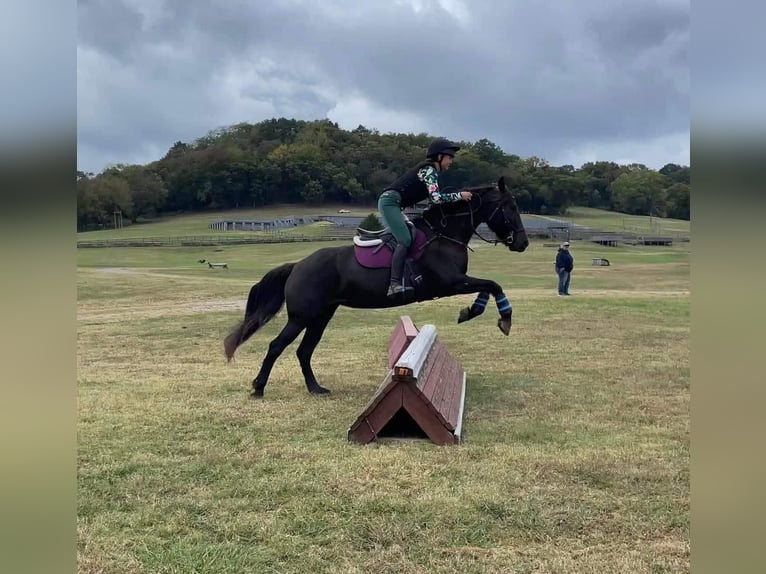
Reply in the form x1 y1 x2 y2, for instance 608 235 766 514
610 169 668 217
659 163 691 185
163 140 190 160
359 212 383 231
114 164 168 221
300 179 325 204
78 117 691 218
665 183 690 220
471 138 508 165
579 161 623 208
77 174 134 229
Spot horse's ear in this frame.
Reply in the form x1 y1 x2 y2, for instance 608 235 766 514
498 176 506 191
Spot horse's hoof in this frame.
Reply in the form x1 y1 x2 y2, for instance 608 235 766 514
309 385 331 395
497 317 512 336
250 389 265 399
457 307 471 323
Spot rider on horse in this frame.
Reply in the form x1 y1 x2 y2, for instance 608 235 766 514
377 137 473 298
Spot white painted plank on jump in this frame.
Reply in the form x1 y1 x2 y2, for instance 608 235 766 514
394 324 437 380
453 371 467 441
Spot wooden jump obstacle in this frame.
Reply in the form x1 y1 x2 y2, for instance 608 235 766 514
348 317 467 446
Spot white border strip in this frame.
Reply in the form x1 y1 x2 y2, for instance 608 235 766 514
454 371 467 441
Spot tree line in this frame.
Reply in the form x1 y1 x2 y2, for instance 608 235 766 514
77 117 690 230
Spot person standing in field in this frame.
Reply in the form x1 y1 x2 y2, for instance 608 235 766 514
555 241 574 296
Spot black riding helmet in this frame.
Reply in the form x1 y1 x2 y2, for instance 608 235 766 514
426 137 461 160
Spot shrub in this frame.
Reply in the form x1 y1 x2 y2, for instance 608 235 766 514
359 212 383 231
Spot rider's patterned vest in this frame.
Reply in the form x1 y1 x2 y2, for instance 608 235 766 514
384 161 437 207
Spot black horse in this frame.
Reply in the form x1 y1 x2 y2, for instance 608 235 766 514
224 176 529 398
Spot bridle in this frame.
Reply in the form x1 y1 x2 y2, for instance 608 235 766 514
423 186 524 249
473 197 520 247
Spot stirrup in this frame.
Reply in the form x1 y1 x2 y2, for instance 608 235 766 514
387 284 414 297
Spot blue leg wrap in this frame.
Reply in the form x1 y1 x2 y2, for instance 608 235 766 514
472 293 489 311
495 295 512 314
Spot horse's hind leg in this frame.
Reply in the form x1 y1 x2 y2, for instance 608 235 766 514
458 291 490 324
251 319 305 399
296 305 339 395
450 277 513 336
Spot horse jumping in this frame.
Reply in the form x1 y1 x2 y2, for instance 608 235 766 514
224 176 529 398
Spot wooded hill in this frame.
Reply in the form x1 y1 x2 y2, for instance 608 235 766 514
77 118 690 231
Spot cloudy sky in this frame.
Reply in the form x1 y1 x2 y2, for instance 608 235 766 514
77 0 690 173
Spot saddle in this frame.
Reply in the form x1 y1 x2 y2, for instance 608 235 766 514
352 223 428 270
353 225 400 251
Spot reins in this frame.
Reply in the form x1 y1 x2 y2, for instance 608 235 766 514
420 186 520 250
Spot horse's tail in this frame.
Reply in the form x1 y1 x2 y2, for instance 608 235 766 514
224 262 296 361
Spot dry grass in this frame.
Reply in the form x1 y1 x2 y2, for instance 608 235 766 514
78 238 689 573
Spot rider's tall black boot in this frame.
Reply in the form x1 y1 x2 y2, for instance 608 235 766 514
387 243 414 298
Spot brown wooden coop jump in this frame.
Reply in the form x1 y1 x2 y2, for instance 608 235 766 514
348 317 467 446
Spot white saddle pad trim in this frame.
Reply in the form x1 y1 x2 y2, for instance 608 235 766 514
353 236 384 247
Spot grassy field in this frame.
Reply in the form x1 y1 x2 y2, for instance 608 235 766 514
554 207 690 236
76 204 379 240
77 236 690 573
77 205 690 242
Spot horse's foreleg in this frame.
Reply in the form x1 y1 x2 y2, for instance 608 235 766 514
451 277 513 336
296 305 339 395
251 319 305 398
458 290 490 324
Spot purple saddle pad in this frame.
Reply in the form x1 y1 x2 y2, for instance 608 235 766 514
354 228 428 269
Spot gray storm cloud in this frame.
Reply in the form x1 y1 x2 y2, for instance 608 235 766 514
77 0 690 172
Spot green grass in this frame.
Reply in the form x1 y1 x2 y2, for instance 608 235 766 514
554 207 691 236
78 238 689 573
78 205 690 242
77 204 377 240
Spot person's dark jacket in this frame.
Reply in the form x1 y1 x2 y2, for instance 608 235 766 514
556 248 573 272
383 161 462 207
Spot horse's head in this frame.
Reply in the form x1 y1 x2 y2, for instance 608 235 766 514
468 177 529 252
